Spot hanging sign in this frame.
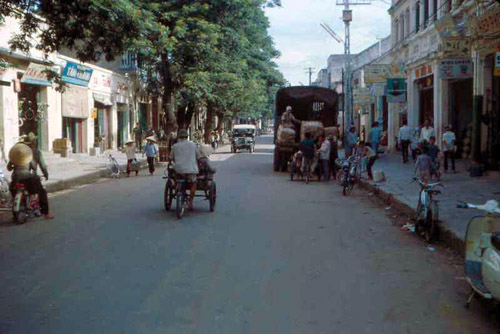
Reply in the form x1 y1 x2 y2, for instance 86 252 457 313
438 59 473 79
364 65 390 84
370 82 386 97
469 6 500 38
21 63 51 86
61 61 93 87
494 52 500 77
387 78 407 103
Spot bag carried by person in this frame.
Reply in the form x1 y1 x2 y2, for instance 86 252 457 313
130 159 139 172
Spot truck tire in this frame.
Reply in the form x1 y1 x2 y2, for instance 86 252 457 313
273 149 280 172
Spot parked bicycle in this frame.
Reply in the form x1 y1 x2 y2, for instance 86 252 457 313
106 154 121 178
413 177 443 242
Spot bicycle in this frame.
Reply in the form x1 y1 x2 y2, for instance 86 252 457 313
336 155 359 196
106 154 121 178
413 177 443 242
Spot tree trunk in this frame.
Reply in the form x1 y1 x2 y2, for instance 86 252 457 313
160 52 177 134
216 111 224 143
204 104 215 144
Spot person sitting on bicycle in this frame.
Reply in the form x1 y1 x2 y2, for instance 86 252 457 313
299 132 316 173
8 133 53 219
170 129 201 211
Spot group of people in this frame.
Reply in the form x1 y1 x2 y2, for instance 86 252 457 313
298 132 338 181
398 119 457 183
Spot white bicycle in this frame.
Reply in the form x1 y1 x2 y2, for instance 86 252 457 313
106 154 121 178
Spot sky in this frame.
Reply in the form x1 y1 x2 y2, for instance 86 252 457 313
264 0 392 86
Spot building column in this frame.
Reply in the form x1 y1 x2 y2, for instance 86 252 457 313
0 70 19 156
472 51 484 160
111 103 118 150
41 86 61 152
387 103 399 152
433 70 443 144
407 74 419 128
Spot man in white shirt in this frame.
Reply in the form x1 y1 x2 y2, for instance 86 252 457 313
171 129 201 210
420 119 435 143
398 120 412 163
442 125 456 173
318 135 331 181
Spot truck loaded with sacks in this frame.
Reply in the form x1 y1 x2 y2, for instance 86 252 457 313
273 86 339 172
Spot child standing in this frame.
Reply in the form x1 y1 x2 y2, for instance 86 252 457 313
414 145 432 183
428 136 440 180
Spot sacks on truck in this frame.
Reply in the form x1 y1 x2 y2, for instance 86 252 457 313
277 125 296 143
300 121 324 141
324 126 339 139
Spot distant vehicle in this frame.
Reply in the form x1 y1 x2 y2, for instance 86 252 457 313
231 124 256 153
273 86 339 172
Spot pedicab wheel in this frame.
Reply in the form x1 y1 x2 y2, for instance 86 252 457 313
424 209 437 243
164 180 174 211
209 182 217 212
176 188 185 220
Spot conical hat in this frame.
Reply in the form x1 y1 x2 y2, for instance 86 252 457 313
8 143 33 166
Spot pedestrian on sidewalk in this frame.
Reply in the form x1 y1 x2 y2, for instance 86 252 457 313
133 123 143 152
368 122 382 157
411 127 421 161
359 141 376 180
318 135 331 181
420 119 435 143
428 136 441 180
414 145 432 183
398 120 412 163
143 137 158 175
346 127 358 157
123 140 138 177
442 125 456 173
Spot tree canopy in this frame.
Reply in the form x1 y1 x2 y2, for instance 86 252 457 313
1 0 284 136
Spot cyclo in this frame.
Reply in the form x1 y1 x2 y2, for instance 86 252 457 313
163 158 217 220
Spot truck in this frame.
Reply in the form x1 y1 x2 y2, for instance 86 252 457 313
273 86 339 172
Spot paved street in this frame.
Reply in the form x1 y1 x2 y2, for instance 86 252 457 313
0 136 498 334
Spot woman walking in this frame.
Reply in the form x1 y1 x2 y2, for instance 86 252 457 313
123 140 138 177
143 136 158 175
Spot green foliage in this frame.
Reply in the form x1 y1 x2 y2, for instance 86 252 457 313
1 0 285 128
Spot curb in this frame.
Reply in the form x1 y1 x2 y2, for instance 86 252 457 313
359 180 465 256
45 160 159 194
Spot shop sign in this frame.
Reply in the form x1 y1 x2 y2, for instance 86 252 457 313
353 88 371 105
364 65 390 84
61 61 93 87
120 51 136 71
62 85 89 118
438 59 473 79
390 60 406 78
441 38 469 55
495 52 500 77
387 78 407 103
90 72 112 90
415 64 433 79
21 63 51 86
469 6 500 38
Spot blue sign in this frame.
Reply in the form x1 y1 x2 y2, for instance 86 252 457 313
61 62 93 87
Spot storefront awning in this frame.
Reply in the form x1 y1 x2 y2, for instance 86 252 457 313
93 93 113 106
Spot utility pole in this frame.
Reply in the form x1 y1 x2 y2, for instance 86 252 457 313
305 67 315 86
335 0 371 137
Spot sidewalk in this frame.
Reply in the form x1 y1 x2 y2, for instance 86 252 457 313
1 150 149 194
361 153 500 252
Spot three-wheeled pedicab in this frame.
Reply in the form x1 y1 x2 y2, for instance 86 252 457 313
231 124 256 153
163 162 217 220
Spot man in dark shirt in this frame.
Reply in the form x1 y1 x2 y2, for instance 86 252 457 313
299 132 316 173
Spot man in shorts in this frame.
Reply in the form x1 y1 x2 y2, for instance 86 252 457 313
170 129 201 210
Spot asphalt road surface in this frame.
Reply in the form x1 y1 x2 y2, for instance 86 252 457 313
0 136 497 334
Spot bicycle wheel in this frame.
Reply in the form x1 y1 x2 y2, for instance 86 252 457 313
176 188 185 220
424 209 437 243
164 180 174 211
